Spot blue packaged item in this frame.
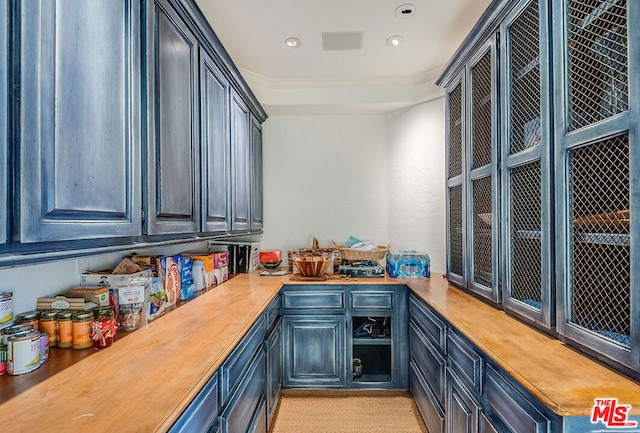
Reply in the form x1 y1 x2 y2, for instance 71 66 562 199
386 250 430 278
180 256 196 301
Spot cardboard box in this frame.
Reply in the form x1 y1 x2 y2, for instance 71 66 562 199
154 256 182 306
130 255 158 276
81 269 153 289
67 286 110 307
183 251 229 289
210 242 259 273
213 266 229 285
37 296 89 311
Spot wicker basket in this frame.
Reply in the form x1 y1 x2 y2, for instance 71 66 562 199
331 241 390 261
292 256 332 277
287 238 341 272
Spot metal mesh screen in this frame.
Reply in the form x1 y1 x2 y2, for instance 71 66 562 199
472 52 493 169
569 134 630 347
567 0 628 131
510 162 542 308
449 185 464 277
509 0 541 154
473 176 492 287
449 84 463 178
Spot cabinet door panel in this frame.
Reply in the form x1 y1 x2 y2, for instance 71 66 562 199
19 0 141 242
200 49 230 233
266 318 282 429
250 116 263 230
147 0 199 234
230 92 250 231
447 370 481 433
410 361 445 433
0 1 7 246
283 315 346 387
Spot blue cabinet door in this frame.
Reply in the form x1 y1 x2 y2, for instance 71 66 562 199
250 116 263 231
0 1 7 246
230 91 251 232
266 318 282 430
146 0 200 235
283 315 346 388
200 48 231 233
446 369 481 433
18 0 142 242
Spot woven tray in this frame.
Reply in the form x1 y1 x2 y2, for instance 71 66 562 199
330 241 390 261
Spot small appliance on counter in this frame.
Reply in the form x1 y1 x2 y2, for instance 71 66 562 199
259 251 287 276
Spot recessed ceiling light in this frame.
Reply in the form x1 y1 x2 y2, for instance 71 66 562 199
285 37 301 48
395 4 415 19
386 35 404 47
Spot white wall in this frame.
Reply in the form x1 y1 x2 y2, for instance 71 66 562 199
260 114 389 253
260 97 446 273
386 98 446 273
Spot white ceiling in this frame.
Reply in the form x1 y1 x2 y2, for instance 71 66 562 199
196 0 492 115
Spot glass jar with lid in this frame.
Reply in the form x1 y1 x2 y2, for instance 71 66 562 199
72 311 94 349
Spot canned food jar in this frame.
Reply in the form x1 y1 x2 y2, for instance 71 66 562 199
72 311 94 349
92 306 117 350
1 324 33 345
56 310 73 349
39 310 59 347
7 329 41 375
0 344 7 375
0 292 13 329
15 310 41 331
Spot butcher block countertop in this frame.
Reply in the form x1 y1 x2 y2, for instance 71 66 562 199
1 272 639 432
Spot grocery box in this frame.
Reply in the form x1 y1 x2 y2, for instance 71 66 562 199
37 296 89 311
67 286 111 307
182 251 229 289
81 269 153 289
154 256 182 306
130 255 158 276
213 266 229 285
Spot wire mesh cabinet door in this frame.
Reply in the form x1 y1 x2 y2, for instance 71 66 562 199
466 39 500 302
553 0 639 373
446 75 467 288
500 0 554 328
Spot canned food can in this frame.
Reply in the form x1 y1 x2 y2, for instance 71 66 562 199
39 333 49 364
7 329 41 375
40 310 59 347
1 324 34 345
0 292 13 329
15 310 40 331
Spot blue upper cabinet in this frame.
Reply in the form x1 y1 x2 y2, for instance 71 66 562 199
250 116 264 231
230 91 251 232
146 0 200 235
443 35 500 303
500 0 554 328
200 48 231 233
17 0 142 242
0 1 7 246
553 0 638 374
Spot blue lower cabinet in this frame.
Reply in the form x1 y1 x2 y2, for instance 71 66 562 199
484 364 553 433
409 320 446 406
247 399 267 433
266 318 283 429
283 315 346 388
410 360 445 433
169 372 219 433
220 350 266 433
447 369 482 433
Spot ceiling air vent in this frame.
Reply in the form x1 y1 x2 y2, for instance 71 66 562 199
322 31 364 51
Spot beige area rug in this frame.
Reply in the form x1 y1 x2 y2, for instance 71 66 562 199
270 390 428 433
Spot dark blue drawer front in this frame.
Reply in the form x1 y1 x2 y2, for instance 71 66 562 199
447 331 483 394
409 295 446 352
220 316 266 403
221 350 266 433
283 290 344 310
351 291 393 310
485 365 550 433
169 371 219 433
410 360 445 433
409 321 446 406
